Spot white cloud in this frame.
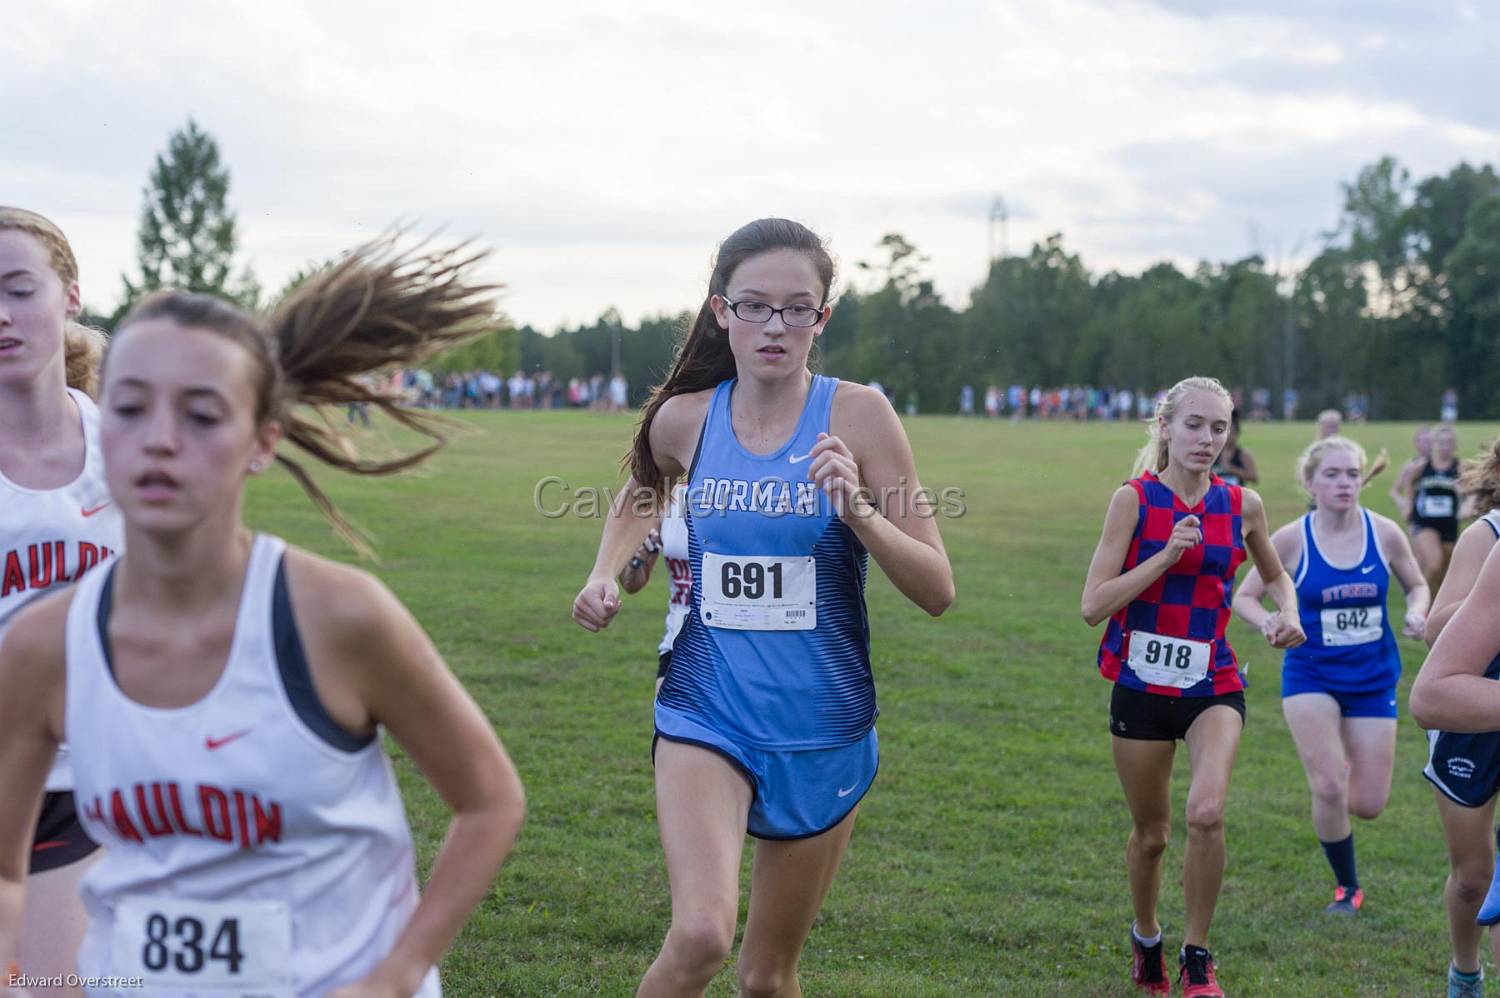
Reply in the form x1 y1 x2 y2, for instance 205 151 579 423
4 0 1495 328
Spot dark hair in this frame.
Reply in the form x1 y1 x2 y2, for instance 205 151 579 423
627 218 833 498
1461 437 1500 516
110 236 500 554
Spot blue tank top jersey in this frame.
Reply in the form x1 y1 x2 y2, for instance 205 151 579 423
1282 509 1401 692
657 375 874 751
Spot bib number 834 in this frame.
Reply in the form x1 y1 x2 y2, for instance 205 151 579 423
143 912 244 975
1141 638 1195 671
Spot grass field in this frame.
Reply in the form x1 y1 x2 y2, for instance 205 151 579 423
244 412 1500 996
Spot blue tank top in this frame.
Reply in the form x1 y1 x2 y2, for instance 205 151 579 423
1282 509 1401 691
657 375 874 750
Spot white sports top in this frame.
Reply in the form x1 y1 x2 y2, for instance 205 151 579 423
0 387 123 791
65 535 440 997
657 486 692 656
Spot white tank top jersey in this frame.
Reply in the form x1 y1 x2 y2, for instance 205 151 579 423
65 535 440 998
657 485 692 656
0 387 123 791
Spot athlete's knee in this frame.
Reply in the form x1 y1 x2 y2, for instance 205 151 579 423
1306 769 1349 811
1131 821 1171 858
666 911 737 978
1347 787 1387 820
1452 862 1496 906
1186 798 1226 836
737 958 797 998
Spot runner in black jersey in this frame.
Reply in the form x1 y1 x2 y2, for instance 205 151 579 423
1210 410 1258 486
1395 424 1464 591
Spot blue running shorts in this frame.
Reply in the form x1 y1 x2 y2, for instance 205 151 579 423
654 704 878 840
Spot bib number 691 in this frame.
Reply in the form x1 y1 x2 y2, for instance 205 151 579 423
719 560 783 600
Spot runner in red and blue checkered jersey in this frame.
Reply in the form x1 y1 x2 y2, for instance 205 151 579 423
1083 376 1305 998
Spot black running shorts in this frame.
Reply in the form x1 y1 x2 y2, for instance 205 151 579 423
1109 684 1246 742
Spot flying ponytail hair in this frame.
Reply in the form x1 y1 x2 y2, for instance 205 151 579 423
111 236 501 555
1460 436 1500 516
64 324 108 397
627 218 834 500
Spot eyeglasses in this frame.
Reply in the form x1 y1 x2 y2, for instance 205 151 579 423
718 296 826 328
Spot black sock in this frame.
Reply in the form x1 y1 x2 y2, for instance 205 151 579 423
1320 833 1359 890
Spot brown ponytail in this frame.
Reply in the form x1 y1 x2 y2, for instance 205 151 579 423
1460 437 1500 516
628 218 834 500
112 236 501 554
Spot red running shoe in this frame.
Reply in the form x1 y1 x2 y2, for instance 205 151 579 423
1178 945 1223 998
1325 886 1363 915
1130 931 1170 995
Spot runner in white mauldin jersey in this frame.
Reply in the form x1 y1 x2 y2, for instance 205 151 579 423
0 238 525 998
0 207 122 995
617 484 692 693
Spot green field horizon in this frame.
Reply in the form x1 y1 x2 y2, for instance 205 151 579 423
244 412 1500 996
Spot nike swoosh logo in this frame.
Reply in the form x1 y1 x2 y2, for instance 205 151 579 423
788 452 813 464
81 502 111 517
205 728 252 750
836 783 858 798
1361 565 1375 574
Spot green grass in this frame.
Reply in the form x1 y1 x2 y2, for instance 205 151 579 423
243 412 1500 996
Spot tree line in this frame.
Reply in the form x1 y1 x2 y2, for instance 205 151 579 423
524 157 1499 418
107 122 1498 418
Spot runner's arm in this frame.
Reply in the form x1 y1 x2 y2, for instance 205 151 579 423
1081 486 1189 626
1412 544 1500 731
1375 514 1430 634
617 520 663 594
0 596 70 975
1389 461 1417 519
1242 491 1304 648
574 393 704 632
318 566 525 997
1231 522 1300 631
822 385 954 616
1425 521 1496 644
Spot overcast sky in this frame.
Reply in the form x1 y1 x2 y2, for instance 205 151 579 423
6 0 1495 330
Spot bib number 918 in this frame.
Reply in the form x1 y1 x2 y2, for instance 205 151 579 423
1140 639 1195 671
142 912 244 975
1126 630 1211 688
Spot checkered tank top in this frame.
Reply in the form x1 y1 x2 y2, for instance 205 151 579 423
1097 472 1247 697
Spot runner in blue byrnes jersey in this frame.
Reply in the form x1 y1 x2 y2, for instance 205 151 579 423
1419 438 1500 998
572 218 954 998
1234 435 1428 917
